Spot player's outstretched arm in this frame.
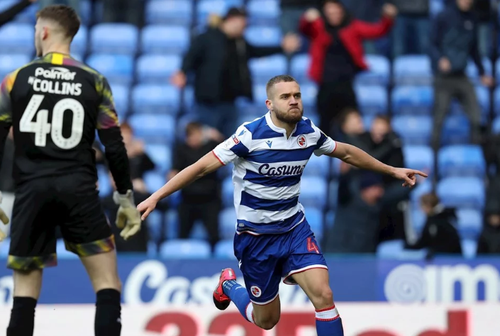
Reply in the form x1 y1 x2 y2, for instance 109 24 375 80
137 152 223 220
328 142 428 187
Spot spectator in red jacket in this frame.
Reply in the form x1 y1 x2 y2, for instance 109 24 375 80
299 0 396 136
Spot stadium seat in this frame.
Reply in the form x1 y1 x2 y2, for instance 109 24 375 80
376 240 427 260
108 84 129 120
145 0 193 26
438 145 485 178
90 24 139 54
141 25 190 54
301 83 318 108
461 239 477 259
325 210 335 230
86 54 134 85
430 0 444 16
355 85 388 115
219 207 237 240
303 154 330 178
0 238 10 257
437 177 485 209
128 114 176 144
132 84 181 115
57 240 78 259
148 241 158 258
441 115 470 145
290 54 310 82
71 25 87 55
146 211 163 242
0 23 34 54
247 0 280 26
97 165 112 197
466 58 492 85
197 0 244 26
495 58 500 83
457 209 482 239
327 181 338 210
391 86 433 115
355 55 390 86
165 209 179 239
144 144 172 173
393 55 432 86
136 54 182 83
245 26 282 47
159 239 211 259
189 221 209 240
222 177 234 208
143 171 166 194
403 145 433 177
391 115 432 145
79 0 92 25
410 206 426 233
494 116 500 134
214 239 235 259
494 87 500 116
0 54 30 79
305 207 324 242
249 55 287 84
299 176 328 209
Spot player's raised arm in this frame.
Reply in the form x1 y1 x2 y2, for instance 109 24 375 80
327 141 428 187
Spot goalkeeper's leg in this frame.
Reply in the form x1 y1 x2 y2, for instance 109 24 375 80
81 250 122 336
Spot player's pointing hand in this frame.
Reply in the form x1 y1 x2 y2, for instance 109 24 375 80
137 196 158 221
391 168 428 188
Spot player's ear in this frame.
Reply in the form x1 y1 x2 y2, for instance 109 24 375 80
265 99 273 110
42 26 49 40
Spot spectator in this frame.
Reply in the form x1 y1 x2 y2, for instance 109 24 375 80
0 128 15 238
406 193 462 259
102 0 144 26
477 177 500 254
0 0 36 26
171 7 300 137
337 108 371 151
390 0 429 56
299 1 396 136
474 0 492 57
169 122 224 250
39 0 79 15
280 0 320 34
429 0 494 171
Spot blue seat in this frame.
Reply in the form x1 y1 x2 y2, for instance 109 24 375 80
457 209 482 239
247 0 280 25
97 165 112 197
108 83 129 120
494 87 500 116
430 0 444 16
301 83 318 108
245 26 282 47
391 115 432 145
222 177 234 208
392 86 433 115
410 206 427 233
0 238 10 257
144 144 172 173
305 207 324 242
219 207 237 240
355 85 388 115
393 55 432 85
356 55 390 86
79 0 92 25
403 145 433 176
132 84 180 115
159 239 211 259
136 55 182 83
214 239 235 259
441 115 470 145
249 55 287 84
145 0 193 26
494 116 500 134
0 23 34 54
377 240 426 260
57 240 79 259
303 154 329 178
90 24 139 54
299 176 328 209
467 58 492 85
165 209 179 238
325 210 335 230
71 25 87 55
0 54 30 79
146 211 163 242
141 25 190 54
86 54 134 85
495 58 500 83
290 54 310 82
437 177 485 209
461 239 477 259
128 114 176 144
143 171 166 193
189 221 209 240
197 0 244 26
327 181 338 210
438 145 485 178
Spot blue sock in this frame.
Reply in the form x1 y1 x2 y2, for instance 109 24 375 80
316 306 344 336
222 280 254 323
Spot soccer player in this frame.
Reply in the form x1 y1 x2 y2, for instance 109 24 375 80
0 5 141 336
137 75 427 335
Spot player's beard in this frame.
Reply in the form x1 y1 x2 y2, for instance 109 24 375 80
274 106 303 124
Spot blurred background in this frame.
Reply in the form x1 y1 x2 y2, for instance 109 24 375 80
0 0 500 335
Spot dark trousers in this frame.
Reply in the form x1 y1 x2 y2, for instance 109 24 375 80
431 75 482 177
178 200 221 249
195 102 237 138
316 81 358 136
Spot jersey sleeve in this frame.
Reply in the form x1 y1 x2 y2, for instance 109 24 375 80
96 76 120 130
312 123 337 156
0 71 16 125
212 125 252 165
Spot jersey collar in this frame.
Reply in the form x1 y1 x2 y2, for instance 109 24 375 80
265 111 298 139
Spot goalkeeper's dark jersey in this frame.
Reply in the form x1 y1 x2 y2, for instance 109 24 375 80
0 52 132 193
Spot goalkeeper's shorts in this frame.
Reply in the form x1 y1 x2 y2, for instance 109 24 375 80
7 175 114 271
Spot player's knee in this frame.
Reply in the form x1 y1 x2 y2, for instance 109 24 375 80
255 315 280 330
311 287 334 309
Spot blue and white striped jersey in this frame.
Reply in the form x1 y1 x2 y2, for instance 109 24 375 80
212 112 336 235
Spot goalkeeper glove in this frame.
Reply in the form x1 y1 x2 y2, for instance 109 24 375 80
113 190 141 240
0 192 9 242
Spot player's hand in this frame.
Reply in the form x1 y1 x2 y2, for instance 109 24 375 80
137 196 158 221
0 192 9 242
170 71 187 88
382 3 398 18
113 190 141 240
390 168 428 187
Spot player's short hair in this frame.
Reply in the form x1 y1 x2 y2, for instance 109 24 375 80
37 5 80 41
420 192 440 208
186 121 203 137
266 75 298 97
